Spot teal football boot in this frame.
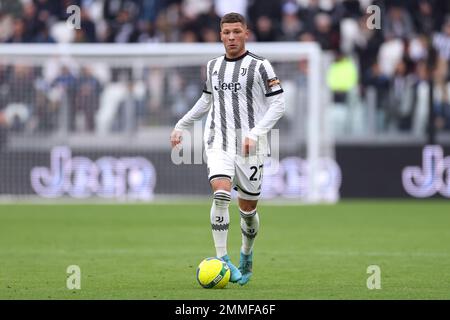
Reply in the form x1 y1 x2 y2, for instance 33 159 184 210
220 254 242 283
238 251 253 285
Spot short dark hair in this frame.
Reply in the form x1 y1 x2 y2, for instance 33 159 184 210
220 12 247 28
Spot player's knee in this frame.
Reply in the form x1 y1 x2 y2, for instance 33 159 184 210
213 190 231 208
211 178 232 192
239 200 257 212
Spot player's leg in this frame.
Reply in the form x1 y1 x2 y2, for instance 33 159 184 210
210 177 232 259
234 155 264 285
210 178 242 282
239 198 259 257
237 197 259 286
207 149 242 282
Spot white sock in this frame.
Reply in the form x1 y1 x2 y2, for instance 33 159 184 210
240 208 259 255
210 190 231 258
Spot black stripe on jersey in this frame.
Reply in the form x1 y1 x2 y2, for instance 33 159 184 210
206 59 218 147
232 58 243 129
224 51 249 62
246 59 257 129
232 58 243 152
258 62 271 94
202 81 211 94
265 89 284 97
218 59 228 151
248 52 265 61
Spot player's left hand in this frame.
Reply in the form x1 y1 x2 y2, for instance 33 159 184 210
243 137 257 156
0 111 6 125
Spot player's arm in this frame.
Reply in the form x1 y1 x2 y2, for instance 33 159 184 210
244 60 285 154
171 63 213 148
170 92 212 147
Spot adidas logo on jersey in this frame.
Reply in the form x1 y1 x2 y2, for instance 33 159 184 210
214 80 242 93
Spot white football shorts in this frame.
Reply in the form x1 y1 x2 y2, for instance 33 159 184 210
206 149 265 200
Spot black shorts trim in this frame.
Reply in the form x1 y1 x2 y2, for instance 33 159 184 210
203 90 212 94
235 184 261 196
209 174 232 182
265 89 284 97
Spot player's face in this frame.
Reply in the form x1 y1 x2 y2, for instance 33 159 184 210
220 22 249 59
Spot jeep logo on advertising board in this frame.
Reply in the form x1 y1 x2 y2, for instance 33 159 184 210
402 145 450 198
31 146 156 200
259 156 342 202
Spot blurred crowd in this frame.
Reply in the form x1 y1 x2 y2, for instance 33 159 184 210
1 0 450 138
1 0 449 45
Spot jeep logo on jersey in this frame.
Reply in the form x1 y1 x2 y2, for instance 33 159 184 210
214 80 242 93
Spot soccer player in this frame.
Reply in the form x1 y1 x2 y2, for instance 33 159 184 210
170 12 285 285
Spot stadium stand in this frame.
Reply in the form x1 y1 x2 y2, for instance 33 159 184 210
0 0 450 136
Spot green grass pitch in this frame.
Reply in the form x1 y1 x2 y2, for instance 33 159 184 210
0 200 449 299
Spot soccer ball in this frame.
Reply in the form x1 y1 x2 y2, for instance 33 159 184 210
196 257 231 289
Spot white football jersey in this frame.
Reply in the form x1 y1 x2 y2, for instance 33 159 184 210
202 51 283 155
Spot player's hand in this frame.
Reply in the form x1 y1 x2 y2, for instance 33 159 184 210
243 137 257 156
170 129 183 148
0 112 6 125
